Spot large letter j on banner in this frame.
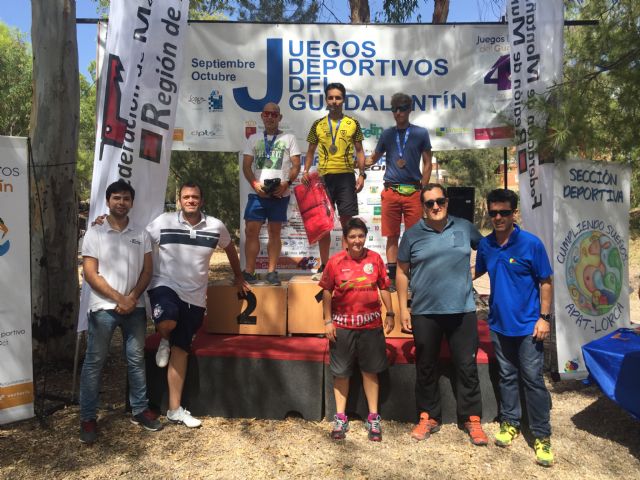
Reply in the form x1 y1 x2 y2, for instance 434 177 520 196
233 38 283 111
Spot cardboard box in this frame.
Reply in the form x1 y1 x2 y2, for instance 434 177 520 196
205 282 287 335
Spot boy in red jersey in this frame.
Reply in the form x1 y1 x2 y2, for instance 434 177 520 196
319 218 394 441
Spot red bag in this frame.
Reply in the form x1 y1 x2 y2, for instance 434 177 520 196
294 173 335 245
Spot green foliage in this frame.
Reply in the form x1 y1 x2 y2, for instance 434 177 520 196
77 62 98 200
542 0 640 205
168 151 241 238
376 0 424 23
436 148 503 226
235 0 319 22
93 0 233 19
0 22 32 136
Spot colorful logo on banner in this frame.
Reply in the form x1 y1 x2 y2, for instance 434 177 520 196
0 217 9 256
208 89 223 111
564 358 580 373
565 230 623 316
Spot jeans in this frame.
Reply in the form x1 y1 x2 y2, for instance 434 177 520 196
80 308 148 420
412 312 483 423
490 330 551 438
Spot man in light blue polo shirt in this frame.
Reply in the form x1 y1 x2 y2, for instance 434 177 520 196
474 188 554 467
396 183 488 446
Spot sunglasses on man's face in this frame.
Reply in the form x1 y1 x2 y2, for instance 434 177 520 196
488 209 514 217
423 197 447 208
391 105 411 113
262 111 280 118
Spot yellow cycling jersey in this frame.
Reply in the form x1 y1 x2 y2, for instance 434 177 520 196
306 115 364 175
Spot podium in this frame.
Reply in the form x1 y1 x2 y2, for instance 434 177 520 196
204 282 287 335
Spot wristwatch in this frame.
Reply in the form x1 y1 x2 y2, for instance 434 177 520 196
540 313 551 321
358 172 367 179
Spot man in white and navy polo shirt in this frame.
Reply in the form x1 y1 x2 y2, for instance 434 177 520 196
148 182 249 428
80 179 161 444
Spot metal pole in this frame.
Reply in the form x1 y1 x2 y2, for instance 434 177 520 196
503 147 508 189
70 331 83 403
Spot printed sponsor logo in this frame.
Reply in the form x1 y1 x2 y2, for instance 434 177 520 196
435 127 471 137
208 89 223 112
245 121 257 139
474 126 513 141
0 217 10 256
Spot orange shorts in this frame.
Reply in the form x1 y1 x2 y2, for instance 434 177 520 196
380 187 422 237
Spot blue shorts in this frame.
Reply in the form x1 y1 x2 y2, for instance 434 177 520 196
148 286 205 351
244 194 290 223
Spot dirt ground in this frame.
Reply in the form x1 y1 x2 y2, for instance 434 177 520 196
1 239 639 480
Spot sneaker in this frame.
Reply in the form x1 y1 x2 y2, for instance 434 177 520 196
265 271 282 286
464 416 488 446
131 409 163 432
311 264 325 282
534 437 554 467
411 412 441 441
242 270 260 285
167 406 202 428
495 421 520 447
330 414 349 440
79 419 97 444
365 414 382 442
155 338 170 368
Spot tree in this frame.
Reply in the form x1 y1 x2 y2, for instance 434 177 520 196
235 0 319 22
542 0 640 206
30 0 80 363
77 63 98 200
0 22 32 136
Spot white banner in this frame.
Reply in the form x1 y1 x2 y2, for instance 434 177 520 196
80 0 190 331
0 136 33 424
238 155 390 272
175 23 515 153
554 160 631 378
510 0 564 255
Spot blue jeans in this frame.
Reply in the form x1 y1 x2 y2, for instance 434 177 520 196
80 308 148 420
490 330 551 438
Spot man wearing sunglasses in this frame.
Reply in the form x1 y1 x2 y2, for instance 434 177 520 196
396 183 488 446
302 82 366 280
242 102 301 286
366 92 432 290
474 189 554 467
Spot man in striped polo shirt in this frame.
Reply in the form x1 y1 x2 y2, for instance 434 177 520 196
149 182 249 428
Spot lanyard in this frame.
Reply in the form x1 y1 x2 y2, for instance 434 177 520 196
263 132 277 160
395 127 411 159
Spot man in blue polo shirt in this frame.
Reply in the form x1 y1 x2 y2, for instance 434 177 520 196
474 188 554 467
367 92 432 289
396 183 488 446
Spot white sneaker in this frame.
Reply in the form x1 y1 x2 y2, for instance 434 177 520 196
167 406 202 428
155 339 170 368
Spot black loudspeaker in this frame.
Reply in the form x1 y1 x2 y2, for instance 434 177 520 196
447 186 475 223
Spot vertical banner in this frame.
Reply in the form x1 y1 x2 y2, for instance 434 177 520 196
509 0 564 254
554 160 631 378
79 0 189 331
0 136 33 424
